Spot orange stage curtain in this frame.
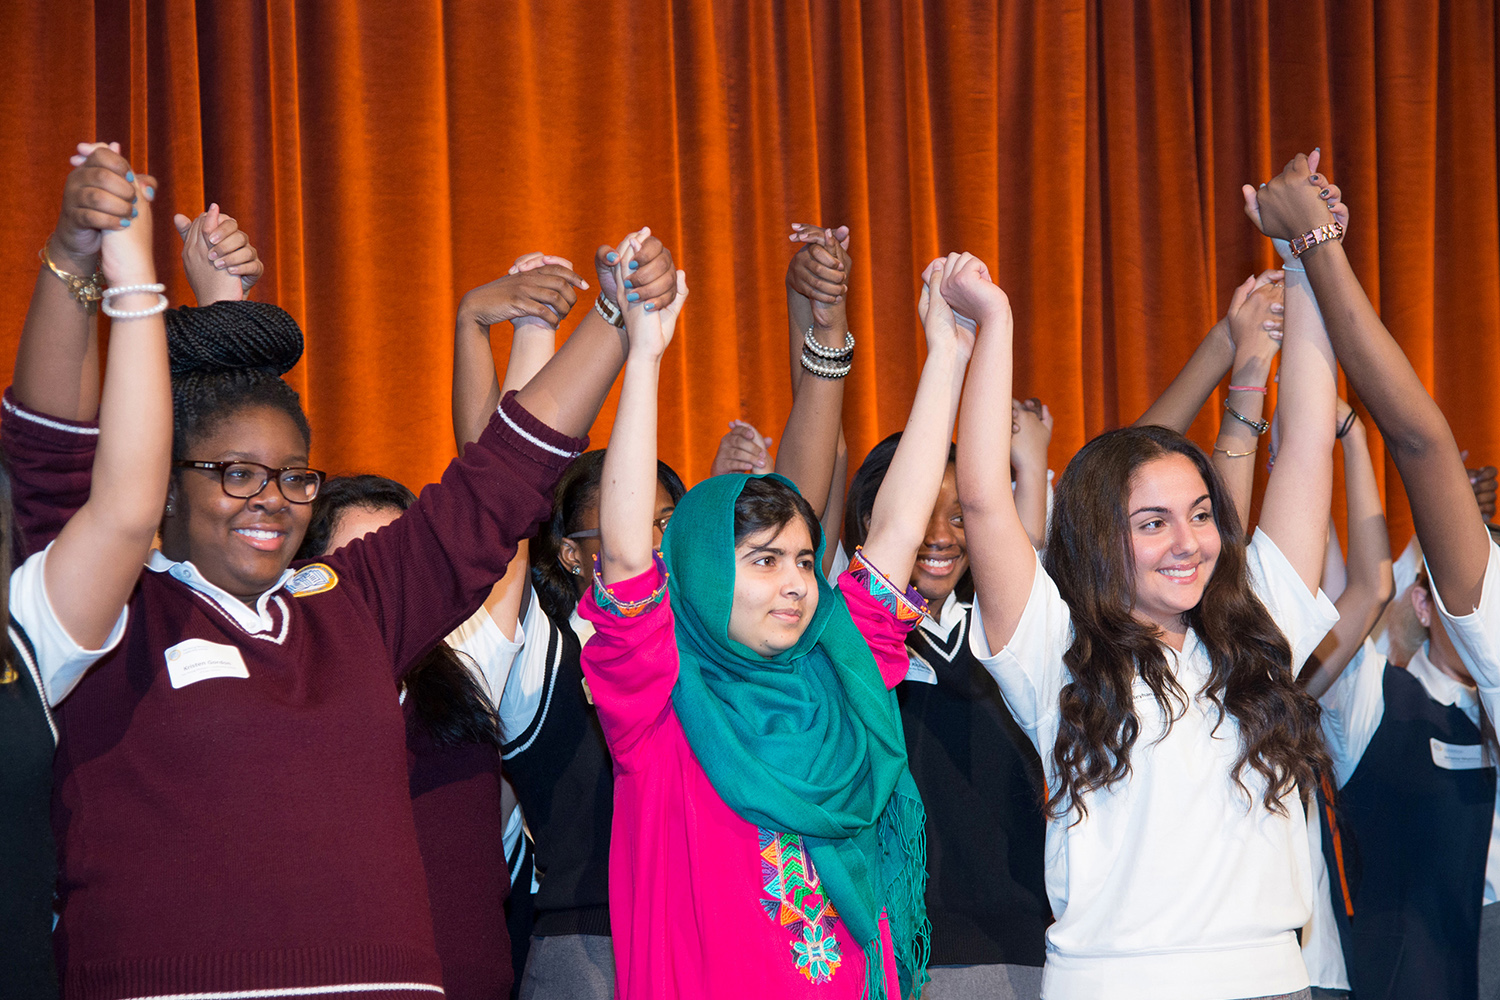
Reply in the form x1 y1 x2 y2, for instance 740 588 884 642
1 1 1496 548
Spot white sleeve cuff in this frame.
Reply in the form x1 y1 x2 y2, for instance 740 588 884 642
1246 529 1341 670
11 544 129 706
1428 536 1500 691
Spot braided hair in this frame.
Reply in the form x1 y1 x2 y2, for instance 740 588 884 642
165 301 310 457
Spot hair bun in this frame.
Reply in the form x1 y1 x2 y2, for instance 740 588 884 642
165 301 305 378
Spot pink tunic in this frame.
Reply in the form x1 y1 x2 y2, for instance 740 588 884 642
578 566 915 999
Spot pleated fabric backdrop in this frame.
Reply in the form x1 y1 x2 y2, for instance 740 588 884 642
1 0 1496 547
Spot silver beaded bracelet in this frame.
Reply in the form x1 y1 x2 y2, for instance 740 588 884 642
101 283 168 319
799 348 852 379
802 326 855 361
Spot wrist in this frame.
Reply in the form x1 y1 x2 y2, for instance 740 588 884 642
1229 356 1273 386
47 232 99 273
104 268 159 288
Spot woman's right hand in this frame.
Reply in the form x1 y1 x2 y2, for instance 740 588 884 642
53 142 139 268
98 171 158 288
613 229 687 359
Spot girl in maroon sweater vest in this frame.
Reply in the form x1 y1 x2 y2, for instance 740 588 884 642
7 146 680 998
3 147 173 1000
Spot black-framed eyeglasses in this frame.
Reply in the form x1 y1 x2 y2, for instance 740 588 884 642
566 513 673 540
174 460 326 504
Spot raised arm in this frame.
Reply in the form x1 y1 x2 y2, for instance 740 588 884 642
858 255 972 583
173 203 263 305
14 142 139 421
452 254 588 451
1133 270 1283 432
1011 398 1053 550
1244 154 1339 591
1210 278 1284 528
45 169 171 650
599 233 689 584
513 229 675 439
951 255 1034 648
1299 402 1395 698
775 225 852 517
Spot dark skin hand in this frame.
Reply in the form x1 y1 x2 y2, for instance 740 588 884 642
595 232 678 313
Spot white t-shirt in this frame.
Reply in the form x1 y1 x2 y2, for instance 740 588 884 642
15 542 129 709
968 529 1339 1000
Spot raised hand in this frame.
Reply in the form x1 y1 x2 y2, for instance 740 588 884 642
595 227 677 313
710 419 772 476
786 224 852 331
458 255 589 331
1226 268 1285 347
1241 149 1345 242
53 141 139 269
917 256 969 358
98 171 158 288
937 252 1008 352
613 229 687 358
173 204 261 304
1011 398 1053 474
1468 461 1497 522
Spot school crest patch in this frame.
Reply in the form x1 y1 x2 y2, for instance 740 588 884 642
285 563 339 597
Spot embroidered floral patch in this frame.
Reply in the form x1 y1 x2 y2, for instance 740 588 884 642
759 829 842 983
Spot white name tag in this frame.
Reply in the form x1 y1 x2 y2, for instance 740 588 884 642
1430 737 1491 771
904 654 938 686
164 638 249 689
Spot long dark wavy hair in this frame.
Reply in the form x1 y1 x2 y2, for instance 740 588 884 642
298 474 499 748
1044 425 1331 820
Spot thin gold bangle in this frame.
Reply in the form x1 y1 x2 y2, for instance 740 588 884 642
1213 445 1257 458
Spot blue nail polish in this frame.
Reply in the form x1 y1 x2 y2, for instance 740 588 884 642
644 303 655 312
623 279 633 289
629 260 639 270
125 170 135 182
131 207 138 218
606 252 618 263
627 292 640 302
145 186 155 199
119 219 130 228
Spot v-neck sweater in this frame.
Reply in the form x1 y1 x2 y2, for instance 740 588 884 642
1 389 583 1000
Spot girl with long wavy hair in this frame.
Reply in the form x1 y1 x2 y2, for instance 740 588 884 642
947 212 1340 998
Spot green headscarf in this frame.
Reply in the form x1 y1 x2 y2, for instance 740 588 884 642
660 473 929 998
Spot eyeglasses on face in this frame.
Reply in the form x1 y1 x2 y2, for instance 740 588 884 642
565 513 673 540
174 460 326 504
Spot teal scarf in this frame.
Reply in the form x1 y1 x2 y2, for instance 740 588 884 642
661 474 929 998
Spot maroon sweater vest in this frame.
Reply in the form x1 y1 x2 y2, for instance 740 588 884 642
1 391 583 1000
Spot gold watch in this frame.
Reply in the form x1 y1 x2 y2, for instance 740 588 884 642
39 241 105 304
1290 221 1345 259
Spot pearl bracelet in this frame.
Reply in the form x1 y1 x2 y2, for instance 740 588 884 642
101 283 168 319
802 326 855 361
799 348 852 379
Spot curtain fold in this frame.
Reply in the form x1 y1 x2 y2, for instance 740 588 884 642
1 0 1494 546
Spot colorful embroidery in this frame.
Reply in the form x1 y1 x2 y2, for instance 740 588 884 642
590 551 669 618
759 828 842 983
849 547 930 624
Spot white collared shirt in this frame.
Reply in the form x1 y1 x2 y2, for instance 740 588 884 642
147 549 294 636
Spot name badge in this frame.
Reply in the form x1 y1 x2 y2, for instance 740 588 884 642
904 654 938 686
1430 737 1491 771
164 638 249 689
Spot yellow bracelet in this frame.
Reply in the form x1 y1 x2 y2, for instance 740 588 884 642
39 241 105 304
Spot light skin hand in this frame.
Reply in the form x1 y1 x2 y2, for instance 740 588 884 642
173 204 256 304
711 420 772 476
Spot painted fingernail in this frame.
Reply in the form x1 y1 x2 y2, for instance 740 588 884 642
215 261 226 269
131 207 138 218
629 260 639 270
623 279 632 289
120 218 130 227
144 186 155 199
125 170 135 182
606 252 618 263
644 303 655 312
627 292 640 302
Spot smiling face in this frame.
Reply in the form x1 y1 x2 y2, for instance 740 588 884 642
727 517 821 657
1125 453 1222 637
160 404 314 603
910 463 968 604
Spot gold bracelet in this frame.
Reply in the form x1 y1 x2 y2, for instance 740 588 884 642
1213 445 1258 458
39 241 105 304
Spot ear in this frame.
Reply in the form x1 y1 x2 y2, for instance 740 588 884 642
557 539 584 577
1410 584 1433 630
163 481 179 518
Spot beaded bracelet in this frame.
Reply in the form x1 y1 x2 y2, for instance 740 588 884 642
1222 399 1269 435
799 350 852 380
848 547 930 625
101 283 168 320
803 326 855 361
590 551 669 618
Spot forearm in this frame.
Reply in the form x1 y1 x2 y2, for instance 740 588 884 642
774 322 848 518
785 284 815 396
819 431 849 577
862 343 964 580
514 308 627 439
15 240 101 421
1257 263 1336 590
452 315 503 451
1212 356 1273 532
599 353 662 582
1340 426 1394 604
1134 322 1234 431
1303 241 1489 609
1013 466 1048 550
